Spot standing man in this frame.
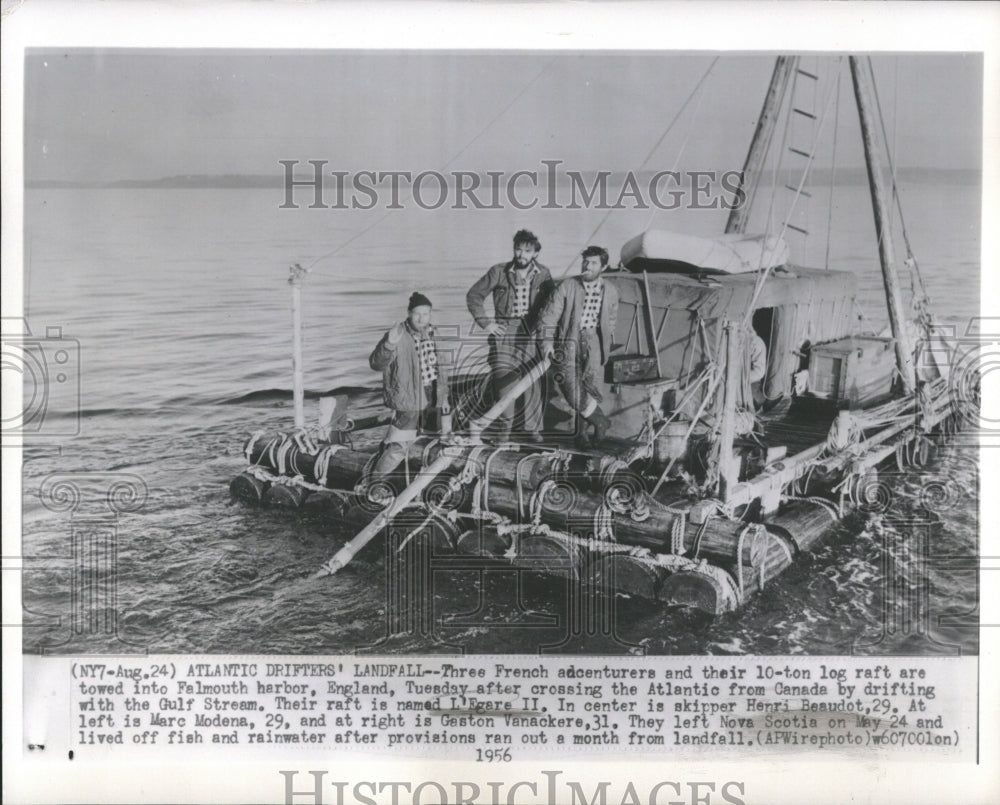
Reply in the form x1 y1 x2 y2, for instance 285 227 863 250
466 229 553 443
368 292 450 480
539 245 619 448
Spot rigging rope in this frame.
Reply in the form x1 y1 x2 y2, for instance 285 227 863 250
865 56 932 307
824 67 842 270
306 56 559 276
559 56 720 277
743 58 843 326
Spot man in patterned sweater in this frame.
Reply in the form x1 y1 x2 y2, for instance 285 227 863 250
539 245 619 448
368 292 450 479
466 230 554 443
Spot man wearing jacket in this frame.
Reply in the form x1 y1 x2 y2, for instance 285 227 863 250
368 292 450 479
539 245 619 448
466 229 554 443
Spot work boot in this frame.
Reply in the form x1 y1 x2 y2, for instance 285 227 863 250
585 407 611 444
573 414 593 450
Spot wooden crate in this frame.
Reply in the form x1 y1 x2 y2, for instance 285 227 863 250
807 336 895 408
607 354 659 384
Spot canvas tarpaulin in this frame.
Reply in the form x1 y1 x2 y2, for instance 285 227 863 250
607 265 857 418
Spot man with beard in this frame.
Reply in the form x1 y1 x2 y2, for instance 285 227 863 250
539 245 619 448
466 229 553 443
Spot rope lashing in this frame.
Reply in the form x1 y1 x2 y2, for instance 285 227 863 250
691 514 711 559
483 445 519 518
593 503 616 544
243 463 355 496
825 410 862 453
293 429 319 456
312 444 346 487
670 511 687 555
244 431 268 463
529 479 558 527
735 523 768 601
274 433 296 475
514 453 539 520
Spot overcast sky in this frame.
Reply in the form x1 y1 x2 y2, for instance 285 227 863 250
23 50 983 183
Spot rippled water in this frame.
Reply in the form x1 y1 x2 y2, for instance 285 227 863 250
20 182 980 655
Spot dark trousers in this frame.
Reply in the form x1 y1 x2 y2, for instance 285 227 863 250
489 318 544 433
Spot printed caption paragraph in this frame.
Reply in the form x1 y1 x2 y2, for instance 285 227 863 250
26 656 975 761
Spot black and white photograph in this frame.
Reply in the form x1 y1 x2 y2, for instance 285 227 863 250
3 2 998 804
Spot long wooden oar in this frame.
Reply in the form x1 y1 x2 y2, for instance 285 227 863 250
312 355 550 579
312 450 455 578
467 356 550 438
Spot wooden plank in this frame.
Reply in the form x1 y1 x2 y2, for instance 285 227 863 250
642 270 663 378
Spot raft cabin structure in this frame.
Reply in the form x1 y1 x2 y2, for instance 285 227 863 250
230 56 965 615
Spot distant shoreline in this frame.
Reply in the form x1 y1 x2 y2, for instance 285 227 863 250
25 166 982 190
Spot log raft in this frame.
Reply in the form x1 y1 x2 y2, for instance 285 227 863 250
228 433 864 614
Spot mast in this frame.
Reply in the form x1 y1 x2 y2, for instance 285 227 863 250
849 56 915 395
725 56 799 234
289 263 307 429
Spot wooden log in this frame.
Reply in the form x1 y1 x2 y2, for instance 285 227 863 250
590 553 666 600
483 479 786 567
248 436 374 488
230 472 268 506
300 489 350 517
680 516 769 566
660 570 733 615
456 526 511 557
514 533 585 581
481 482 679 551
720 531 797 604
390 511 464 555
765 499 838 554
469 448 645 497
264 483 308 509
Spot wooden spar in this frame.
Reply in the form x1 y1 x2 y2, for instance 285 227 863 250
849 57 915 395
314 360 554 578
467 356 551 437
725 56 799 234
641 270 663 378
717 321 743 501
312 451 455 578
289 263 307 429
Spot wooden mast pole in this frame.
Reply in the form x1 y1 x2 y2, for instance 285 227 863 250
849 56 915 395
725 56 799 235
289 263 307 429
717 320 743 502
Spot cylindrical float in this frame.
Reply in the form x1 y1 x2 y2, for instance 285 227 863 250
229 472 268 506
263 483 308 509
514 532 586 581
590 552 666 600
765 499 839 553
